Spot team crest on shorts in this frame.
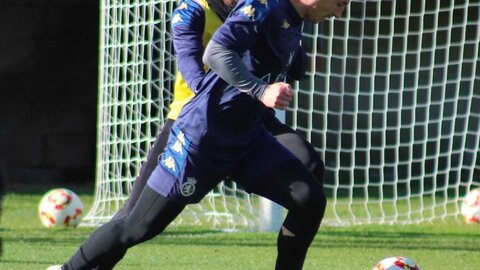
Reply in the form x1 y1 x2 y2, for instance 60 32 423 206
181 177 197 197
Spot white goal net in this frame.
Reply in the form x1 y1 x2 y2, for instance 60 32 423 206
82 0 480 229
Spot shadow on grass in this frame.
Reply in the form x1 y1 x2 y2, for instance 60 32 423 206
3 225 480 253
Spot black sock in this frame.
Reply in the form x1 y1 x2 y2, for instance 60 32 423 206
275 230 309 270
275 210 322 270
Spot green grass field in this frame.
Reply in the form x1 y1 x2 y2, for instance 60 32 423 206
1 187 480 270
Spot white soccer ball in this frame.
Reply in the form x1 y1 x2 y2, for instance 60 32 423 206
461 188 480 224
372 256 420 270
38 188 84 228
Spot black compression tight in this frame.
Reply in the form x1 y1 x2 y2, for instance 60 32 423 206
64 186 184 270
87 120 175 270
111 119 174 221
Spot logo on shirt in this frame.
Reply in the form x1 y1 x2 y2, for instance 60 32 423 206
241 5 255 18
178 2 188 10
172 14 182 24
281 19 290 29
181 177 197 197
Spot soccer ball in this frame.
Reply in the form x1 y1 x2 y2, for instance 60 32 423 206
372 256 420 270
461 188 480 224
38 188 84 228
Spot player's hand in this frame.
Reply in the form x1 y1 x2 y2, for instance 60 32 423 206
261 82 293 110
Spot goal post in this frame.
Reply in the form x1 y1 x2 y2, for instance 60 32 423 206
82 0 480 229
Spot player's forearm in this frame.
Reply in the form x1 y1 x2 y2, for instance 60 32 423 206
203 40 268 100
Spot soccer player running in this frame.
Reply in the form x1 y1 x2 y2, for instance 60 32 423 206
113 0 323 222
48 0 349 269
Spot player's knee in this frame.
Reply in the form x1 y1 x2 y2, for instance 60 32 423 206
290 180 326 217
117 223 152 247
121 219 163 245
106 215 154 247
104 221 133 248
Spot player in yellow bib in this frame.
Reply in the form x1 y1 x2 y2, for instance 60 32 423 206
167 0 227 120
84 1 239 269
111 0 237 220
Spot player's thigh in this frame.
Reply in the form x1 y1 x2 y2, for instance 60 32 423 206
275 132 313 167
140 119 175 176
239 137 325 212
251 159 325 213
263 113 310 164
132 119 175 189
263 112 323 172
261 110 294 136
237 133 297 183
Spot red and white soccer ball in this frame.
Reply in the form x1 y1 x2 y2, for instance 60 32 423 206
372 256 420 270
461 188 480 224
38 188 84 228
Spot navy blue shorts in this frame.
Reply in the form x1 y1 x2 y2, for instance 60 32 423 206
147 125 297 205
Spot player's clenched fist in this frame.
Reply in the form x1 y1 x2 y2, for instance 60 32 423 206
261 82 293 110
